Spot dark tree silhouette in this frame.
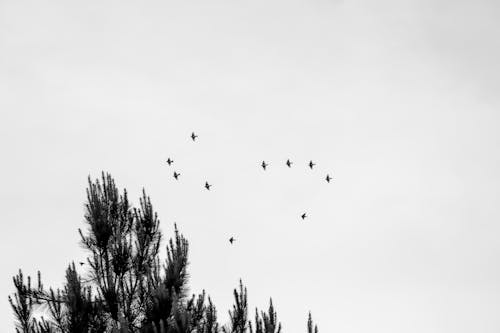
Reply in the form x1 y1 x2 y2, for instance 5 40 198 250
307 313 318 333
9 173 319 333
249 300 281 333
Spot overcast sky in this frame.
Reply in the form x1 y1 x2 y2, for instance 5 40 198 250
1 0 500 332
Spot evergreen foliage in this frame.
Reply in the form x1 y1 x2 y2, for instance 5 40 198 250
9 173 319 333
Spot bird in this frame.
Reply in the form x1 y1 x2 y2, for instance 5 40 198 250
166 158 173 166
229 237 235 244
309 160 315 169
326 174 332 183
205 181 211 190
261 161 268 170
286 159 293 168
79 262 85 266
301 213 307 220
191 132 198 141
173 171 180 180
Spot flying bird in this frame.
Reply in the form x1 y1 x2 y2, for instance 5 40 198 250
301 213 307 220
286 159 293 168
79 262 85 266
205 181 211 190
326 174 332 183
173 171 180 180
229 237 235 244
261 161 268 170
166 158 173 166
191 132 198 141
308 160 315 169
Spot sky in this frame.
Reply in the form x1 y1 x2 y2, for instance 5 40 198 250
1 0 500 332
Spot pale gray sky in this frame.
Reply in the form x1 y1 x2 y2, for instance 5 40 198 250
1 1 500 332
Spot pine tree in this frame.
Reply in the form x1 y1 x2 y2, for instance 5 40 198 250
9 173 320 333
249 299 281 333
222 280 248 333
307 313 318 333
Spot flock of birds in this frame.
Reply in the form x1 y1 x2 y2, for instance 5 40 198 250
75 131 332 267
165 132 333 245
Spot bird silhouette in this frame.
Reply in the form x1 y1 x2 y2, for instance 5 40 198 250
301 213 307 220
166 158 173 165
261 161 268 170
79 262 85 266
205 181 211 190
229 237 235 244
326 174 332 183
286 159 293 168
309 160 315 169
191 132 198 141
173 171 180 180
